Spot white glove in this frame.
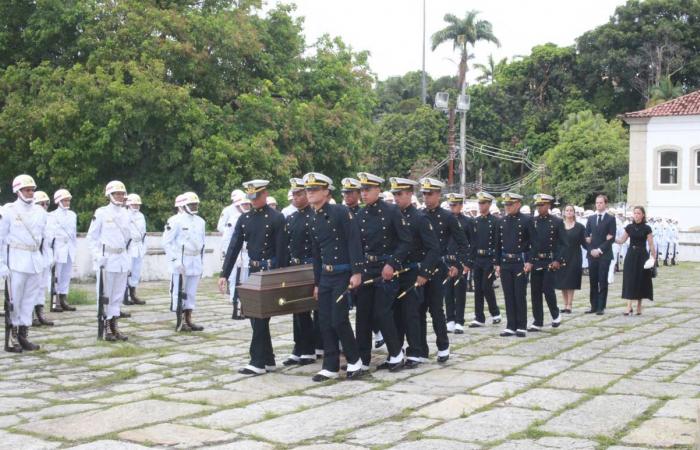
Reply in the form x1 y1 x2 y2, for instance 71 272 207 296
0 264 9 278
643 257 655 270
175 263 186 275
94 255 108 268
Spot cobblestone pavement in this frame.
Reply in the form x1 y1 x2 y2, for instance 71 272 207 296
1 263 698 449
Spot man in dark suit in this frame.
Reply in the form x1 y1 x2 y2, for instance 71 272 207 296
585 194 616 315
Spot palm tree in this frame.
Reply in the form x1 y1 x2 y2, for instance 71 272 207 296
473 54 507 84
647 76 683 107
432 11 499 185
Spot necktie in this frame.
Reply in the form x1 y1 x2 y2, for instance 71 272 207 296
598 214 602 226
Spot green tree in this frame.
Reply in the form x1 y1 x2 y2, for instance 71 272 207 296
576 0 700 117
544 110 628 206
648 75 684 106
473 54 507 84
371 106 448 180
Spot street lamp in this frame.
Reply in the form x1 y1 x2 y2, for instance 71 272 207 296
434 92 449 110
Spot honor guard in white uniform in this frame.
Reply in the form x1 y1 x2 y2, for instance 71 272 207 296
219 190 251 320
1 175 50 352
163 192 206 331
48 189 78 313
30 191 54 327
86 180 132 342
217 189 245 233
608 209 624 284
124 194 147 305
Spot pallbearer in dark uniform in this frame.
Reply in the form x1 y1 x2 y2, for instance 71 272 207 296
282 178 318 366
390 177 440 368
496 192 532 338
341 178 362 214
304 172 366 381
466 192 502 328
418 178 468 362
218 180 287 375
355 172 411 370
528 194 563 332
443 193 472 334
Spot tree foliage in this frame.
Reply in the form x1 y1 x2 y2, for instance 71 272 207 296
0 1 375 229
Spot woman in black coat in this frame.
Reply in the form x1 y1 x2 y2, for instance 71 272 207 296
616 206 655 315
555 205 587 313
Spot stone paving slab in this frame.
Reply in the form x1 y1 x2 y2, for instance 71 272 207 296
620 417 696 447
118 423 235 447
17 399 213 440
424 406 550 442
238 391 435 444
541 394 656 437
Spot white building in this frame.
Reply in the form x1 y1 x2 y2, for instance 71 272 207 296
622 90 700 231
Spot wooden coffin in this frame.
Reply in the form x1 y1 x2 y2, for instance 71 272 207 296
237 264 317 318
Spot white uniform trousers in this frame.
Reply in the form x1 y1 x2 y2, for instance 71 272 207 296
100 271 128 320
55 257 73 295
608 244 620 284
33 267 51 307
128 256 144 288
9 271 42 326
170 274 200 310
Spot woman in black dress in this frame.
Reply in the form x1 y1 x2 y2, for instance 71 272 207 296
616 206 655 315
555 205 587 313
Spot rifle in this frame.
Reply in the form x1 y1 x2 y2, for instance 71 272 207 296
97 245 109 339
4 245 17 351
4 278 12 351
175 245 186 332
50 256 58 312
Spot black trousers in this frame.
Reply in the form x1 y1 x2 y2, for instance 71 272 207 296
318 272 360 372
247 267 274 368
249 317 274 368
444 273 467 325
473 262 500 323
419 264 449 358
530 263 559 327
501 262 528 332
291 312 315 358
394 271 425 360
313 309 322 352
356 275 401 365
588 257 611 312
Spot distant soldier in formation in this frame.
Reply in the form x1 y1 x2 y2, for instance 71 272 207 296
443 193 471 334
219 190 251 320
163 192 206 331
497 193 531 338
1 175 50 352
124 193 147 305
31 191 54 327
527 194 562 332
86 180 132 342
49 189 78 313
466 192 502 328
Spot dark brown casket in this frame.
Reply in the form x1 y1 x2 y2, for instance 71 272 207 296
237 264 317 318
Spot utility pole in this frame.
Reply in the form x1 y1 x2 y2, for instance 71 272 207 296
421 0 426 104
459 78 467 195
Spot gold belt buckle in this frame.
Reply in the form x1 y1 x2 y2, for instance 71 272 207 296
324 264 333 272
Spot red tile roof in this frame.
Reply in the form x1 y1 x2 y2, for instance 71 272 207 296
623 90 700 118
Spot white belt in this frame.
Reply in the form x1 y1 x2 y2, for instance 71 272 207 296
105 246 126 254
10 243 39 252
55 237 70 243
184 250 201 256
